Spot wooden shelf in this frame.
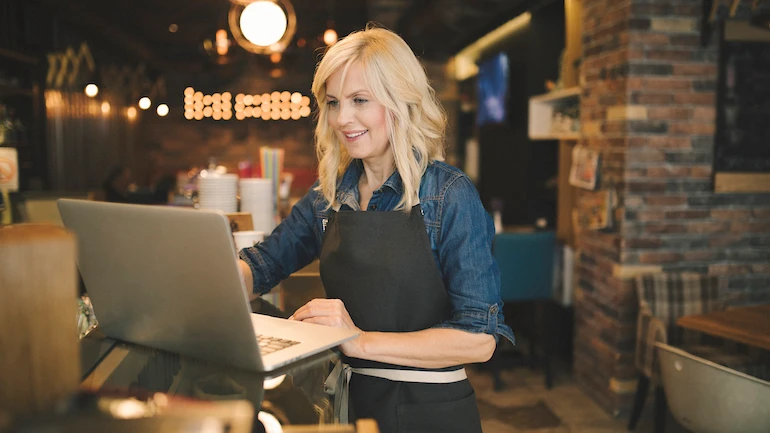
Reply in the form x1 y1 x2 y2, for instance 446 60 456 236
530 133 581 141
529 87 581 141
529 86 581 103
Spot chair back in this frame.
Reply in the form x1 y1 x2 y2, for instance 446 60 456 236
493 231 556 302
20 192 91 225
656 342 770 433
636 273 726 346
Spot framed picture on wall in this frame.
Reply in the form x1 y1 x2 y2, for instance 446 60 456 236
569 145 600 190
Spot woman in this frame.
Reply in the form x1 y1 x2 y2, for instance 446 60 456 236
238 26 514 433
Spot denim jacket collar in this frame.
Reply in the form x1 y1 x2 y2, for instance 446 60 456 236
335 160 404 209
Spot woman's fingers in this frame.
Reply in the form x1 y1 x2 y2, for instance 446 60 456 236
291 298 356 330
292 298 346 320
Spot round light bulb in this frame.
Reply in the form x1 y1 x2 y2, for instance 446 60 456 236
156 104 169 117
139 97 152 110
323 28 338 46
85 84 99 97
240 1 287 47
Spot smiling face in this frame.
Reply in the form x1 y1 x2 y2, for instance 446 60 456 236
325 62 392 167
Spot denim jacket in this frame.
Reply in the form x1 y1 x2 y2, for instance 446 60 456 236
239 160 515 345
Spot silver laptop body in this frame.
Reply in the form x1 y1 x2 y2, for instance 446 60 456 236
58 199 358 372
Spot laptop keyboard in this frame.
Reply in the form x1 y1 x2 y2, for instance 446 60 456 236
257 334 300 355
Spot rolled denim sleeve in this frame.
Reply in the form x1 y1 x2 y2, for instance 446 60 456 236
238 186 324 295
432 175 515 345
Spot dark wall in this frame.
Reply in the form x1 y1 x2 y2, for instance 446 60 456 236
475 1 564 227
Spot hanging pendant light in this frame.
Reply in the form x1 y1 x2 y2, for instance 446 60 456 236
229 0 296 54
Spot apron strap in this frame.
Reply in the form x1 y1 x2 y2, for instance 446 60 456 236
324 359 467 424
324 358 353 424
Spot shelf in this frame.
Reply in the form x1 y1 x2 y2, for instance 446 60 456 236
530 133 581 141
529 86 581 103
529 87 581 141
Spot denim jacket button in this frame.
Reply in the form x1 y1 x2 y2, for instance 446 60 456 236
490 305 498 314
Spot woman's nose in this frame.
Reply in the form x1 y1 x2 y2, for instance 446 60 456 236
335 103 354 125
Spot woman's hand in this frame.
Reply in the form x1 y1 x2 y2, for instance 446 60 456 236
290 298 365 357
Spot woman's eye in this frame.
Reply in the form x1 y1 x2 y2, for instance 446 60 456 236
353 97 368 105
327 100 339 108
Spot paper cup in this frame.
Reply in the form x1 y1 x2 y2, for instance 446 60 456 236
233 230 265 250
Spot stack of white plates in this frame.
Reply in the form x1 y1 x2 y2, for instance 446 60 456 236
239 178 275 233
198 173 238 213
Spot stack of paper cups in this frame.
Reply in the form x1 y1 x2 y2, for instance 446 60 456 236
198 173 238 213
239 178 275 234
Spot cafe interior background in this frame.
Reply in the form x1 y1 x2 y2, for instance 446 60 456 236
1 0 770 431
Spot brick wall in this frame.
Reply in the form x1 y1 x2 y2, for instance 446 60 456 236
575 0 770 416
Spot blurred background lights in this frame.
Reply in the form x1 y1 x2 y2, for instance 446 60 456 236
240 1 287 47
138 97 152 110
323 28 338 45
183 87 311 120
156 104 169 116
84 83 99 97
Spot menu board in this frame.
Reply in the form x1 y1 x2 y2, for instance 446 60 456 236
715 40 770 173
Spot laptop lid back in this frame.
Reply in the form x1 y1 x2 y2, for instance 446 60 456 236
57 199 264 372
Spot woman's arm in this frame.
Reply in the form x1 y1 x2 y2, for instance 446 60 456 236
352 329 496 367
238 185 324 297
291 298 496 367
238 259 257 301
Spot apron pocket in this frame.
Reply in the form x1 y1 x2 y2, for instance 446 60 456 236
396 391 482 433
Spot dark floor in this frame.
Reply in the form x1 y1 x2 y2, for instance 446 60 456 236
468 365 689 433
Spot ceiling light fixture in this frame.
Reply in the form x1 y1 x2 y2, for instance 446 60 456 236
138 97 152 110
323 0 337 46
229 0 296 54
215 29 230 56
156 104 169 117
323 27 338 45
453 12 532 80
84 83 99 97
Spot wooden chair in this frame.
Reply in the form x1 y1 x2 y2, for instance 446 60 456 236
656 342 770 433
628 273 760 432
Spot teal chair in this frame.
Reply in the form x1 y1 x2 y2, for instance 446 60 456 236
490 230 557 390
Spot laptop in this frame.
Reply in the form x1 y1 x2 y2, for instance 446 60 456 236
57 198 358 373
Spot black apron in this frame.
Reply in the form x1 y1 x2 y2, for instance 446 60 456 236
319 204 483 433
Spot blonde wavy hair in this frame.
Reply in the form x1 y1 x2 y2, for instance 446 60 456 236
311 25 447 211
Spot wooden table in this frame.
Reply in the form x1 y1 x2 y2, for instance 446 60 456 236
677 304 770 350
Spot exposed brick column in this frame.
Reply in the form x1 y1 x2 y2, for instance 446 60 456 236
575 0 770 416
